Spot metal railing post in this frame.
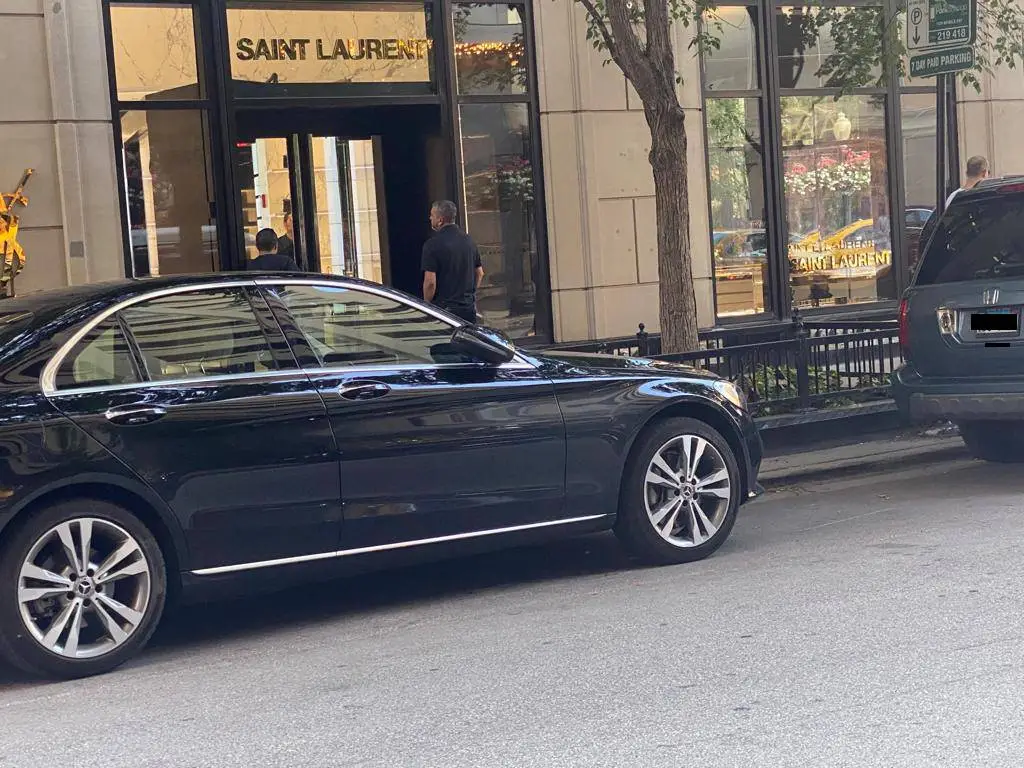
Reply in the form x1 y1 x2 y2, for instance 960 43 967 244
793 310 811 409
637 323 650 357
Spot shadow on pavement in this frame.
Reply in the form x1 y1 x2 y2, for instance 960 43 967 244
0 532 639 686
142 459 1021 666
5 457 997 685
147 532 639 654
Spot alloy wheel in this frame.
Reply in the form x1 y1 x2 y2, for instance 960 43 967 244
643 434 732 547
17 517 152 660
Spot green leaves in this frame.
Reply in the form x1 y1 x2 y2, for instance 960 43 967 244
573 0 1024 97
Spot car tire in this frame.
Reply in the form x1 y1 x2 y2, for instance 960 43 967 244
959 421 1024 463
0 499 167 679
615 417 741 566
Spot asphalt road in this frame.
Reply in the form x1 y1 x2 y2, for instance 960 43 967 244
3 456 1024 767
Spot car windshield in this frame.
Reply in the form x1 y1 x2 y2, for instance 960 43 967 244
916 191 1024 285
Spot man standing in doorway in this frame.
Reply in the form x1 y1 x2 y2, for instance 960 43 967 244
422 200 484 324
277 212 299 265
248 228 299 271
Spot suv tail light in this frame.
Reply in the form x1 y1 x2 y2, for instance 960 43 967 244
899 297 911 359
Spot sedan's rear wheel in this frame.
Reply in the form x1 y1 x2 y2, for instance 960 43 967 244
615 417 741 565
0 499 166 679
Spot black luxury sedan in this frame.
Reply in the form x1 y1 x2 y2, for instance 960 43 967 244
0 274 762 679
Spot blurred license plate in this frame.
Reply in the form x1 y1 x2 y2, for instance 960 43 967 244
971 309 1019 334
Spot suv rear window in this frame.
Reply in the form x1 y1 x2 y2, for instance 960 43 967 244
916 192 1024 285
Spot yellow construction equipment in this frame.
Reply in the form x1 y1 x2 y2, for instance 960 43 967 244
0 169 32 298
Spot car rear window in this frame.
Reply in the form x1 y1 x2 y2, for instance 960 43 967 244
916 192 1024 285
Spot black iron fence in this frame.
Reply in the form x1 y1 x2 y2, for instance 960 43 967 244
548 313 901 416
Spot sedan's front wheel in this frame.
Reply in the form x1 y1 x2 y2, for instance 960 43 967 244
615 417 741 565
0 499 166 679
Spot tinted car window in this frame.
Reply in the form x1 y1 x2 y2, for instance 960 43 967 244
916 193 1024 285
120 289 279 381
266 284 467 366
54 319 138 390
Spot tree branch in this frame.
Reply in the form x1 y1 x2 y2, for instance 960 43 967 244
605 0 659 99
576 0 619 61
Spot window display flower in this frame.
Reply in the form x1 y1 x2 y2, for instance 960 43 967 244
495 157 534 202
784 149 871 197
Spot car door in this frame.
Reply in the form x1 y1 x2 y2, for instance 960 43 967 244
258 279 567 550
43 283 341 573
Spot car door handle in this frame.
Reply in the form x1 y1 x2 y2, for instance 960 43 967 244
338 381 391 401
104 405 167 426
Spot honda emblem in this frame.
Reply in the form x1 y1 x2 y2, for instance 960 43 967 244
983 288 1000 306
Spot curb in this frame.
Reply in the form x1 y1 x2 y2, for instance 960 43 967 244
759 441 969 488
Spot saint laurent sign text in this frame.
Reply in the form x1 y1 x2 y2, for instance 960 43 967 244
235 37 431 62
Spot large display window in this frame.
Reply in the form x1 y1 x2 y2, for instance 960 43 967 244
702 0 939 322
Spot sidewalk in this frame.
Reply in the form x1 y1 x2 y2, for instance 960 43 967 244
759 424 967 487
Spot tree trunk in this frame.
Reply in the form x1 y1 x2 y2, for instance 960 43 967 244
647 103 700 353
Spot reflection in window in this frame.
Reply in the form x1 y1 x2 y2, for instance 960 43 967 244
454 3 527 95
706 98 770 317
782 96 896 309
109 3 200 101
459 103 537 339
226 2 433 87
703 7 760 91
55 320 138 390
776 6 884 90
915 195 1024 285
901 93 938 276
267 285 464 366
121 110 218 276
120 290 278 381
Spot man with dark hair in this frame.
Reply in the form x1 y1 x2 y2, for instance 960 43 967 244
248 227 299 271
421 200 484 324
277 212 298 263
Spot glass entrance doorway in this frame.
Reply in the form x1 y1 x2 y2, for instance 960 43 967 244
236 134 385 283
233 104 448 298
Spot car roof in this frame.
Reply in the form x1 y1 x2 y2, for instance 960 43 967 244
0 272 375 315
964 175 1024 194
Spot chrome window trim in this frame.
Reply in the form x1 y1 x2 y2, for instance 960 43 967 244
190 514 609 576
40 280 258 397
44 360 537 398
40 277 537 397
45 369 312 398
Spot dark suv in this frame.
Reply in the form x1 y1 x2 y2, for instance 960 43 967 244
893 176 1024 461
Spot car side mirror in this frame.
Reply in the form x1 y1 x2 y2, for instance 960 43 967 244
449 325 516 365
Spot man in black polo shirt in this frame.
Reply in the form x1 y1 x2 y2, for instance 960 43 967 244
247 228 299 271
421 200 484 324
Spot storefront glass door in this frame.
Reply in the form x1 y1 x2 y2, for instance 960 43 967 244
235 132 388 282
310 136 386 283
235 136 298 263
